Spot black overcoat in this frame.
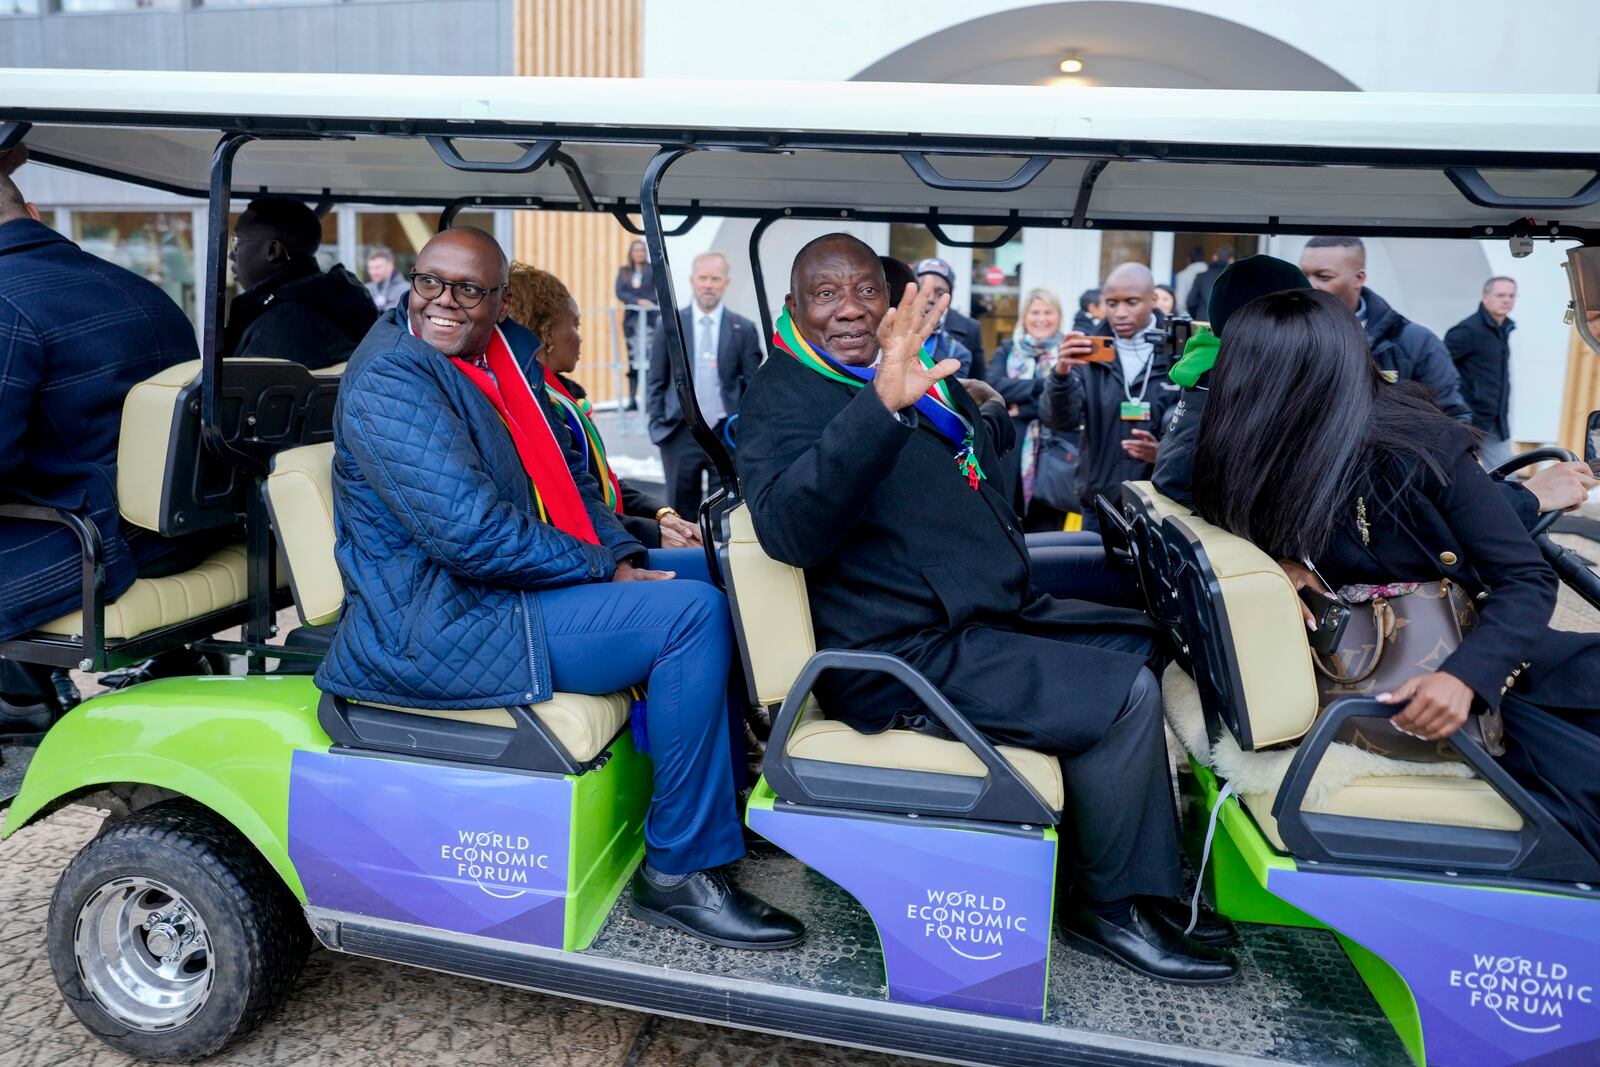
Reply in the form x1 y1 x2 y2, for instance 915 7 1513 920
737 353 1158 754
1443 305 1515 439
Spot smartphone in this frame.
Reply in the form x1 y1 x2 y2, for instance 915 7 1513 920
1299 587 1351 654
1080 336 1117 363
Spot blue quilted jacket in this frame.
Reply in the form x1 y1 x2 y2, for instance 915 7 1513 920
314 308 644 709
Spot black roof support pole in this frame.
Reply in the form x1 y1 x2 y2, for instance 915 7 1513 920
200 132 263 476
639 146 737 501
748 214 778 353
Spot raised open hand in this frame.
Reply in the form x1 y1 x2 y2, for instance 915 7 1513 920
872 280 955 412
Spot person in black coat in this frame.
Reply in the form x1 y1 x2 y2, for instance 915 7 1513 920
1191 288 1600 876
615 239 657 411
1183 246 1232 319
1154 258 1594 526
1039 264 1179 531
738 233 1240 984
223 197 376 370
645 251 762 517
1445 277 1518 468
1297 236 1471 420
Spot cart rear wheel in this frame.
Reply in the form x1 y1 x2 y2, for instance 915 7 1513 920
47 799 309 1063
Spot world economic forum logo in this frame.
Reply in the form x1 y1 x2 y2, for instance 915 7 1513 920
1450 954 1595 1035
439 830 551 900
905 890 1030 962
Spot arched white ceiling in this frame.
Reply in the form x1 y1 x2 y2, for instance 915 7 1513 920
853 1 1358 92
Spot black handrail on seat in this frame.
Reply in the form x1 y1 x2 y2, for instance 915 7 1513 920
1272 697 1600 883
763 648 1059 827
317 692 585 775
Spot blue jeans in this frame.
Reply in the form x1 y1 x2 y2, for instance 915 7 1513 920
539 578 745 874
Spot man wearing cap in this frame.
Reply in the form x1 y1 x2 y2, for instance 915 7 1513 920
913 257 984 379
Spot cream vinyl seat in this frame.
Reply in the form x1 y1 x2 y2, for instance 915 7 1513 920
37 360 254 640
1156 510 1521 849
720 502 1063 813
263 443 630 765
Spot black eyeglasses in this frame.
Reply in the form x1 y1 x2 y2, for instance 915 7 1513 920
407 271 506 309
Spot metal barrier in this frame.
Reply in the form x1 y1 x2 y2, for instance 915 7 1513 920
581 303 654 436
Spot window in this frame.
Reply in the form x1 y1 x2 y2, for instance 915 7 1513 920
355 210 495 284
1098 231 1153 283
192 0 333 6
73 211 197 321
970 225 1024 354
53 0 178 11
1 0 40 15
887 223 935 270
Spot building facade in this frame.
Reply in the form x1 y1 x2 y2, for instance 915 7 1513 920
5 0 1599 442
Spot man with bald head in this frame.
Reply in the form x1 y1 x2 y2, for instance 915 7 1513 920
1039 262 1179 530
318 227 803 951
738 234 1238 984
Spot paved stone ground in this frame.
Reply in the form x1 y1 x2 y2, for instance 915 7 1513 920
2 516 1595 1067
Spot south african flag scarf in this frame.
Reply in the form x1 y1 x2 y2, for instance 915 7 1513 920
771 306 987 489
542 368 623 515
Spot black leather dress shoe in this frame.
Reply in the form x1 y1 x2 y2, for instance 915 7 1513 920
0 699 54 739
1140 894 1238 947
1058 898 1240 985
630 867 805 951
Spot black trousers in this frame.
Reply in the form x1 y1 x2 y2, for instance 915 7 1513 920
659 424 724 518
941 627 1182 903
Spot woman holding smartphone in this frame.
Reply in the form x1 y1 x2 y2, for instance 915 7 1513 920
1192 287 1600 874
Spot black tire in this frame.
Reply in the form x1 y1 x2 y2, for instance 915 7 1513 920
47 798 310 1063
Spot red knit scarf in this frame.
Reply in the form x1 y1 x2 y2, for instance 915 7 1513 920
421 319 599 545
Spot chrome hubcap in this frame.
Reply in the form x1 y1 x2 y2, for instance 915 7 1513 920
74 877 214 1031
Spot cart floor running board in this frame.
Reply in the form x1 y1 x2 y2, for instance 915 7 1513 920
307 852 1411 1067
0 744 35 811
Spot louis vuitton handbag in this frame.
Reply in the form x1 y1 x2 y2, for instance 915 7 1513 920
1312 578 1506 761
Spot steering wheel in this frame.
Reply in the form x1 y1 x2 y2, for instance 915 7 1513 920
1490 446 1580 539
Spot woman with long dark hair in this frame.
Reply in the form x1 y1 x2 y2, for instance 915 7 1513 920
1192 288 1599 868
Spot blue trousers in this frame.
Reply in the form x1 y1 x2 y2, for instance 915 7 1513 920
539 577 745 875
1026 531 1135 606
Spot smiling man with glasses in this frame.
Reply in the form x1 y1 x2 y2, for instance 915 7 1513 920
221 196 376 370
316 226 805 952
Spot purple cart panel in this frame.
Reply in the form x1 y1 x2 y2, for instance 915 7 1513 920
750 805 1054 1020
1269 868 1600 1066
289 750 571 948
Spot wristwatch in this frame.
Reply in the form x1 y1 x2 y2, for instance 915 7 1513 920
655 506 679 522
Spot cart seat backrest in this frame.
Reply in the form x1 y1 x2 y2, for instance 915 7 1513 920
263 442 342 627
1161 511 1319 751
722 503 817 707
118 358 340 538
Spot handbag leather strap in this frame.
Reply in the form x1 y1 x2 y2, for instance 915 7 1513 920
1313 597 1395 685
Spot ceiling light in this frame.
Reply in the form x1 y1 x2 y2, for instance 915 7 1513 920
1059 55 1085 75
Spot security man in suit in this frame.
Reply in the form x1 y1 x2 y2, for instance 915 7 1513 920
646 251 763 517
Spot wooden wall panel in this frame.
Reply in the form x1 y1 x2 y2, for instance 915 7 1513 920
512 0 642 405
1560 328 1600 455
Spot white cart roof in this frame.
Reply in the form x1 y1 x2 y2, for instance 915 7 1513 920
5 69 1600 238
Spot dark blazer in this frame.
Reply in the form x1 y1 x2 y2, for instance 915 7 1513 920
1153 372 1541 528
1317 422 1593 712
223 259 377 370
645 305 762 445
0 219 197 639
737 353 1156 749
615 264 655 306
1039 312 1179 512
1444 304 1515 439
